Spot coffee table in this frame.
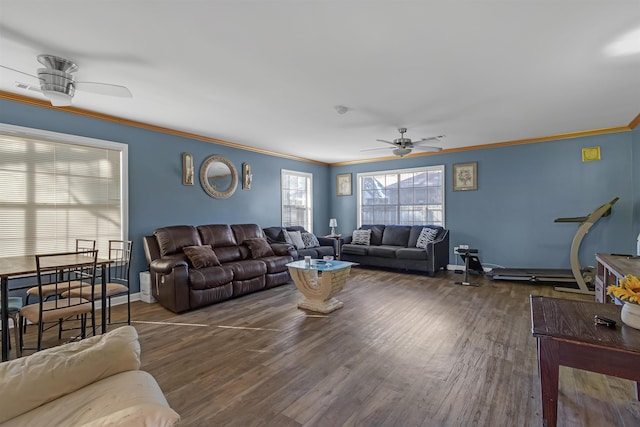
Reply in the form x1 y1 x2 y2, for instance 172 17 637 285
287 260 355 313
530 295 640 427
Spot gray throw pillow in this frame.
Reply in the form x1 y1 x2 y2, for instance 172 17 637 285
352 229 372 245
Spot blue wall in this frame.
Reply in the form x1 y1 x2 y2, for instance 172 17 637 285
1 97 638 289
0 99 329 291
331 131 636 270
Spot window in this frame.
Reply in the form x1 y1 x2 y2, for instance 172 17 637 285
281 169 313 231
357 165 444 227
0 124 128 258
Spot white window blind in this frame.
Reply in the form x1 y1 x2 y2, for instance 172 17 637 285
281 169 313 232
0 125 126 258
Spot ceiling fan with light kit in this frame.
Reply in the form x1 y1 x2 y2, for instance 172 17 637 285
0 54 132 106
363 128 445 157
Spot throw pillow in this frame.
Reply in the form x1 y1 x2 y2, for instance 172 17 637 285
416 227 438 249
183 245 221 268
245 238 275 258
301 232 320 248
281 229 294 245
287 230 306 250
352 229 372 245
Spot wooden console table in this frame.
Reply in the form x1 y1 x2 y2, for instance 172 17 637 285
530 295 640 427
595 253 640 303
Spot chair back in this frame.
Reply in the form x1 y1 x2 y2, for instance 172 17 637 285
35 250 99 318
108 240 133 285
75 239 96 253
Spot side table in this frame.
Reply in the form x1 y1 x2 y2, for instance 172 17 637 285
530 295 640 427
323 234 343 259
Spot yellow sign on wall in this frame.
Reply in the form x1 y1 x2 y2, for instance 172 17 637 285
582 146 601 162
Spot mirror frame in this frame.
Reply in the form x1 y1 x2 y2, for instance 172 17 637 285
199 155 238 199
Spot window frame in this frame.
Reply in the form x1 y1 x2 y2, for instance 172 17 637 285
356 165 445 228
280 169 313 232
0 123 129 257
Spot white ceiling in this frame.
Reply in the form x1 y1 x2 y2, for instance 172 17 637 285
1 1 639 164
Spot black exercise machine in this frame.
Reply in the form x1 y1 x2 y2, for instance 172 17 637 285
455 248 483 287
488 197 619 295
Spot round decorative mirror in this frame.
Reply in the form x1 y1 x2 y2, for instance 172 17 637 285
199 155 238 199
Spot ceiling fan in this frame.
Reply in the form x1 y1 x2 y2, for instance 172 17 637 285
363 128 445 157
0 54 132 107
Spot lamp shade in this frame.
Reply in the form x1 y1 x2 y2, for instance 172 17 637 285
329 218 337 227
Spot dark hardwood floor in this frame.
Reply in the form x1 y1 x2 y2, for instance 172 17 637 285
23 268 640 426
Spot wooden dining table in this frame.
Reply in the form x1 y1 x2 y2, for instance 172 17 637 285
0 254 113 361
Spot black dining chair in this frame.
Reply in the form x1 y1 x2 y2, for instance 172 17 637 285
20 250 98 352
64 240 133 326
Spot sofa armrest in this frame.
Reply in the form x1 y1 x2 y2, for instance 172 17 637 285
0 326 141 423
426 229 449 273
270 243 296 257
317 237 340 256
150 258 188 275
149 260 190 313
342 235 353 244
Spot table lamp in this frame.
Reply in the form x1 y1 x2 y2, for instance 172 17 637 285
329 218 337 236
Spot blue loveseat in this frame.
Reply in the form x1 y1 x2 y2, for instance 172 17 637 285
341 224 449 276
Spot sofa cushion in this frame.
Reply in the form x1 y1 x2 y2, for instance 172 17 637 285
188 266 234 290
228 259 267 280
0 325 141 423
288 230 306 249
260 255 293 274
361 224 385 246
2 370 180 427
341 243 369 256
245 238 275 258
352 229 372 245
213 246 243 263
197 224 238 248
368 245 401 258
154 225 201 256
416 227 439 248
183 245 221 268
396 247 429 260
231 224 266 244
301 232 320 248
381 225 411 247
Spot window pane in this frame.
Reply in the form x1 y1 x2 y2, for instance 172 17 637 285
281 170 313 231
0 132 124 258
357 165 445 228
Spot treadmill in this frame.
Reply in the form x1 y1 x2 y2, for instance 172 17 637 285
488 197 619 295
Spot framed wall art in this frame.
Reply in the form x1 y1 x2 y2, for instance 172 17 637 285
453 162 477 191
336 173 352 196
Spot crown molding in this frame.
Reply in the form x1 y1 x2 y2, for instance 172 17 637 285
2 91 637 168
0 90 328 166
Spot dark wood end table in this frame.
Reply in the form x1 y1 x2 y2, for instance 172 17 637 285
530 295 640 427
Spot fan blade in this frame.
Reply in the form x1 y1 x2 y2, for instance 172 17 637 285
15 81 42 93
414 135 446 144
361 147 393 152
76 81 132 97
0 64 38 79
412 146 443 152
375 139 398 147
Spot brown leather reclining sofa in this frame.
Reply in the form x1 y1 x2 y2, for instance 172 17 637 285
143 224 293 313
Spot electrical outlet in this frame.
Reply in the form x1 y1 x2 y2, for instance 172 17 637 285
460 244 469 250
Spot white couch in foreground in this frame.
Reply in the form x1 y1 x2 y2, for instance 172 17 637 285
0 325 179 426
